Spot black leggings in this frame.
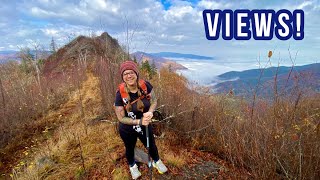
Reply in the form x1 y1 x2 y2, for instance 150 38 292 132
119 123 160 166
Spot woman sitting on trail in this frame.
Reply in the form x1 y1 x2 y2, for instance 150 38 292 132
114 60 168 179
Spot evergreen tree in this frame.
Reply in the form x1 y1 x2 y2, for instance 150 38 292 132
142 60 152 74
140 60 158 79
133 56 137 64
50 37 56 53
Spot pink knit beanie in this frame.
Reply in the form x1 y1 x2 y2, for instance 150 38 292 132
120 60 139 77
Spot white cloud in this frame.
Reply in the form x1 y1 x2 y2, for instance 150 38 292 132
37 0 59 4
42 28 59 36
0 0 319 64
197 0 232 9
313 4 320 11
0 22 6 28
164 5 194 23
231 41 248 46
88 0 108 9
160 34 168 38
153 41 177 47
79 0 120 12
297 1 313 9
16 29 36 37
31 7 57 17
172 34 186 41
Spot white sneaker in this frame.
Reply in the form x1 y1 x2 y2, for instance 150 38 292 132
129 164 141 179
152 159 168 174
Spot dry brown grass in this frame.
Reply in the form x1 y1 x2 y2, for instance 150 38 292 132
163 151 186 168
150 68 320 179
0 60 87 175
11 71 126 179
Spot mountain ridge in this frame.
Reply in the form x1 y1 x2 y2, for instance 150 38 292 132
42 32 122 77
131 51 187 71
213 63 320 96
218 63 320 80
149 52 214 60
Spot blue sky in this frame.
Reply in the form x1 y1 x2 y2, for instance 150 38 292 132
1 0 319 65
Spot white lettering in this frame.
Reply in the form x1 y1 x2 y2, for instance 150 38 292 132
206 12 220 37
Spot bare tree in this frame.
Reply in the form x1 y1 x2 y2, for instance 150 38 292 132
18 41 47 93
123 15 140 58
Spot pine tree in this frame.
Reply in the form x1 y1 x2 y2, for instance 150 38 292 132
133 56 137 64
141 60 158 79
50 37 56 53
142 60 152 74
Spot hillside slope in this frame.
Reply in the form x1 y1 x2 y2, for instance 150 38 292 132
4 71 247 179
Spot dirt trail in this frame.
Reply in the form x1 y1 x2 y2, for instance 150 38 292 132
49 71 102 123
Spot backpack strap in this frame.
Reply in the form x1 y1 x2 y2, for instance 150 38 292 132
119 82 129 105
138 79 151 100
118 80 151 109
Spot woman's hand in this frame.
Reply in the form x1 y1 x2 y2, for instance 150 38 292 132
141 116 151 126
139 112 153 126
143 112 153 120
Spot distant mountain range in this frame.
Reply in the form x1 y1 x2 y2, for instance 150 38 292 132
213 63 320 97
131 51 187 70
0 50 52 64
0 50 19 55
0 50 20 63
149 52 214 60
